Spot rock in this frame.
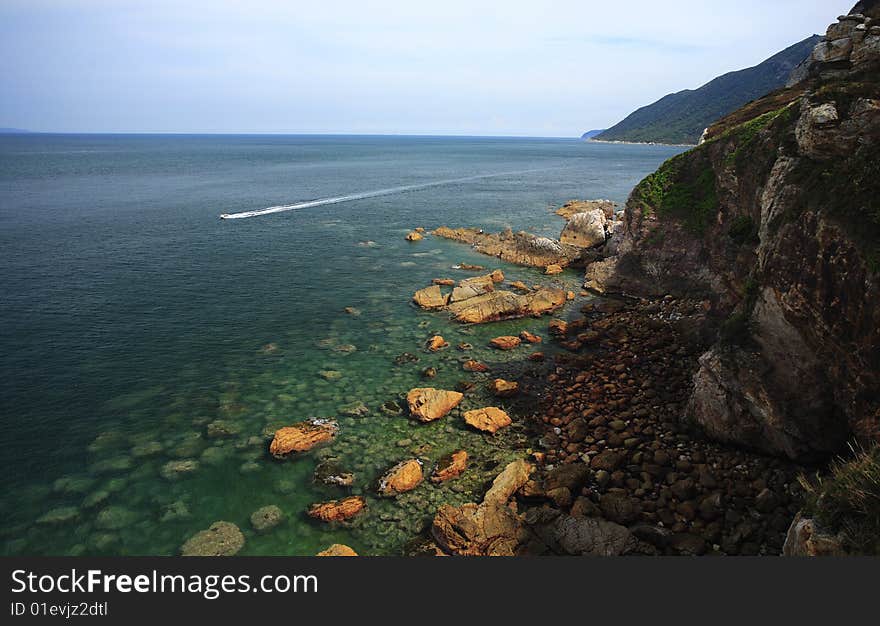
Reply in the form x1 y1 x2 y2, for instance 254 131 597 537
446 287 567 324
405 231 423 241
549 514 638 556
755 488 780 513
463 407 512 434
432 278 455 286
339 401 369 417
489 336 521 350
206 420 240 439
434 226 586 269
599 492 641 525
450 274 496 302
548 319 568 336
510 280 531 292
160 459 200 480
250 505 285 532
782 512 847 556
458 263 485 271
307 496 366 522
519 330 542 343
421 366 437 379
669 533 707 556
406 388 464 422
811 37 854 63
180 521 245 556
556 199 617 220
36 507 80 525
413 285 450 310
95 506 138 530
343 306 361 316
489 269 505 282
544 264 563 275
431 460 533 556
559 209 608 248
377 459 424 496
394 352 420 365
457 342 473 351
489 378 519 397
462 359 490 372
431 450 468 483
426 335 449 351
529 352 545 361
317 544 358 556
590 450 624 472
314 459 355 487
318 370 342 381
269 418 338 458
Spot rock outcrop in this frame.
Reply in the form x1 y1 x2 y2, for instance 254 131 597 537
433 226 588 269
582 1 880 461
559 209 608 248
406 388 464 422
431 459 533 556
556 199 617 220
316 544 359 556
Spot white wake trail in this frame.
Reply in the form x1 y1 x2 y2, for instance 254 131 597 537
219 169 547 219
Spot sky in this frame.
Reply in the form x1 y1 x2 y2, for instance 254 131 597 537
0 0 846 137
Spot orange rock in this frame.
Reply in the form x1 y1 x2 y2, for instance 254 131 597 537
548 319 568 336
269 419 338 459
489 269 504 283
509 280 530 292
463 407 512 434
545 264 563 275
378 459 424 496
307 496 366 522
489 378 519 398
432 278 455 286
462 359 490 373
413 285 450 310
431 450 468 483
427 335 449 351
405 231 423 241
316 544 358 556
489 336 521 350
406 388 464 422
528 352 545 361
519 330 542 343
567 291 576 301
459 263 485 271
414 227 426 233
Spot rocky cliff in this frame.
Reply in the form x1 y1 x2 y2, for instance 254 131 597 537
585 2 880 462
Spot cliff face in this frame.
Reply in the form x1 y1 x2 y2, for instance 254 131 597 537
587 2 880 461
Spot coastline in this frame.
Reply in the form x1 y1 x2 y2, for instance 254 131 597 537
584 138 697 148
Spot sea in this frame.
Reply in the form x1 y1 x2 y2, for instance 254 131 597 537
0 134 684 555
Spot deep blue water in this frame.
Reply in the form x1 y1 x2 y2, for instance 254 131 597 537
0 134 684 555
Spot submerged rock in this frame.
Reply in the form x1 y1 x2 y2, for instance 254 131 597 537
339 401 369 418
406 388 464 422
269 418 338 458
250 505 286 533
317 544 359 556
463 407 512 434
95 506 138 531
206 420 241 439
519 330 542 343
160 459 200 481
489 378 519 398
314 459 356 487
180 521 245 556
36 507 80 526
307 496 366 522
462 359 490 373
378 459 424 496
431 450 468 483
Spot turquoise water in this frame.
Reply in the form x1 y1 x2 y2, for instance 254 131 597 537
0 134 684 555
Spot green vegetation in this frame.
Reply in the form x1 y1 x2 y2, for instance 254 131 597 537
633 149 719 234
799 444 880 555
594 35 820 145
722 105 794 168
728 215 758 245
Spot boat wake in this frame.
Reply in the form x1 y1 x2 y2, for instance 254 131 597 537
219 168 547 219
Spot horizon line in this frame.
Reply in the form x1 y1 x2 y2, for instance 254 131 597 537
0 129 596 140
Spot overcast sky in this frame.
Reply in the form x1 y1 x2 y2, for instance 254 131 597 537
0 0 845 136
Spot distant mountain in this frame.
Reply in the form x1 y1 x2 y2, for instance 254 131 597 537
0 127 32 134
580 129 605 140
591 35 822 145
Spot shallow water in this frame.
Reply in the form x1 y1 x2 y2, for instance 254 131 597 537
0 134 685 555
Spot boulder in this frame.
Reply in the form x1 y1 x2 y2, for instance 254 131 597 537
431 450 468 483
317 544 358 557
446 287 566 324
307 496 366 522
406 388 464 422
269 418 338 458
489 269 505 282
559 209 608 248
545 264 563 275
426 335 449 351
377 459 424 496
463 407 512 434
180 521 245 556
509 280 531 292
556 199 617 220
405 231 423 241
413 285 450 310
548 319 568 336
432 278 455 286
462 359 490 372
519 330 542 343
450 275 495 302
782 512 847 556
489 335 521 350
548 514 638 556
489 378 519 397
